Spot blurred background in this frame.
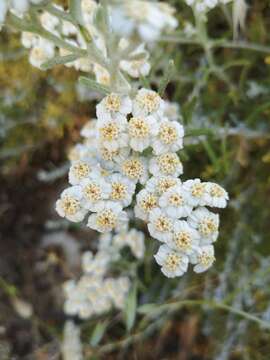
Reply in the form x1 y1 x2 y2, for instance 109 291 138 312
0 0 270 359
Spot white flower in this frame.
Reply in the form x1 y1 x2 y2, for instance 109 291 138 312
148 208 173 242
127 229 145 259
40 11 59 33
97 116 128 152
146 175 182 196
120 58 151 78
159 185 193 218
128 115 159 152
133 88 164 117
149 153 183 177
56 186 87 222
80 119 97 139
121 156 148 184
108 173 136 207
98 146 130 170
182 178 208 207
68 160 93 185
63 279 93 318
188 207 219 244
87 202 128 233
29 39 55 69
87 282 112 315
152 119 184 155
21 32 38 48
154 244 189 278
204 182 229 208
166 220 200 255
96 93 132 121
190 245 215 273
93 63 111 86
80 176 111 212
81 251 110 277
104 277 130 309
163 101 182 122
135 189 158 221
120 44 151 78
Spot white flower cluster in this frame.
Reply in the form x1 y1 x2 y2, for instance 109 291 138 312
0 0 43 26
63 233 132 319
56 89 228 278
18 0 178 83
185 0 232 12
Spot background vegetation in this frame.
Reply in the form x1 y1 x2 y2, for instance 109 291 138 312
0 0 270 359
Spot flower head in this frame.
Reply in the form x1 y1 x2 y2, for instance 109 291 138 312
154 244 189 278
56 186 87 222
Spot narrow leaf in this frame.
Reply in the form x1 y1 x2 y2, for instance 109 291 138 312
41 54 79 70
79 76 111 95
124 284 137 332
69 0 83 25
90 321 108 347
158 59 175 97
137 303 158 315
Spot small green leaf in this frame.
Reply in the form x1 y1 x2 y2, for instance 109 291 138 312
158 59 175 97
79 76 111 95
69 0 83 25
90 321 108 347
137 303 158 315
41 54 80 70
124 284 137 332
93 4 110 35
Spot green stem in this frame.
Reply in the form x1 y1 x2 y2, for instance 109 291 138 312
159 35 270 54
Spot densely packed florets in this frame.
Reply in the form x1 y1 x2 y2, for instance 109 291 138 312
57 89 228 278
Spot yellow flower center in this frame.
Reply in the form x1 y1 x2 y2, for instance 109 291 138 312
100 123 119 141
122 158 143 180
129 117 149 138
111 182 127 201
198 218 218 236
155 216 172 232
198 252 215 266
105 94 121 112
96 209 117 230
72 162 90 180
100 147 119 161
210 184 225 198
139 194 158 212
84 183 101 201
136 92 160 113
61 196 80 215
157 178 177 194
191 183 205 198
169 193 183 206
164 253 181 272
157 153 180 175
174 231 191 250
159 123 177 144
